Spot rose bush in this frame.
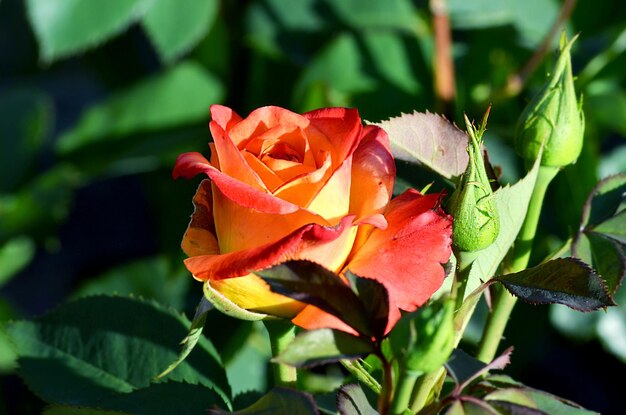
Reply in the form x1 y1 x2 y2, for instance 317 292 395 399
174 105 452 332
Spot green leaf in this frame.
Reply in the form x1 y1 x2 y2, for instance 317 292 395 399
25 0 153 62
6 295 230 408
72 256 190 309
275 329 373 368
584 232 625 293
324 0 420 33
580 174 626 228
374 111 470 182
157 297 212 378
592 210 626 244
336 383 378 415
0 165 79 243
57 62 224 154
294 33 376 106
256 261 375 337
0 237 36 288
208 388 318 415
142 0 218 63
0 89 53 192
0 325 18 373
466 157 542 296
486 387 598 415
45 382 229 415
495 258 614 311
445 349 488 387
44 406 131 415
361 31 420 94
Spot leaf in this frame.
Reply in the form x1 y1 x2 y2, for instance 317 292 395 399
466 156 542 296
256 261 375 337
486 387 598 415
337 383 378 415
25 0 152 62
45 382 229 415
56 62 224 154
44 406 131 415
0 89 53 192
456 347 513 392
203 280 268 321
495 258 614 311
0 165 79 243
584 232 625 294
445 349 488 387
593 210 626 244
324 0 420 33
157 296 212 378
374 111 469 182
0 237 35 288
580 174 626 229
274 329 373 368
142 0 219 63
208 388 318 415
346 272 389 338
6 295 230 408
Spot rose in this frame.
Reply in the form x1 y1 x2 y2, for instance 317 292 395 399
174 105 452 332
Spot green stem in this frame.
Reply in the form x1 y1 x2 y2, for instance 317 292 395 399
391 366 419 415
476 165 559 363
378 353 394 415
263 319 297 388
410 367 446 413
453 249 480 310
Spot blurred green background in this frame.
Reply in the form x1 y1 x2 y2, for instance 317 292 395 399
0 0 624 413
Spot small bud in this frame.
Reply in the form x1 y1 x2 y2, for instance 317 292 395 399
449 111 500 252
515 33 584 167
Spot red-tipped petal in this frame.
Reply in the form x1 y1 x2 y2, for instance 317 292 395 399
181 180 219 257
210 104 243 132
173 152 300 214
345 190 453 313
304 107 363 163
184 215 355 281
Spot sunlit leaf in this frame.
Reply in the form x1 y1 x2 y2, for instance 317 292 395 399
495 258 614 311
275 329 373 368
57 62 224 154
43 406 130 415
208 388 317 415
337 383 377 415
6 296 230 408
25 0 152 62
325 0 420 33
142 0 219 63
0 237 36 288
486 387 598 415
374 111 469 182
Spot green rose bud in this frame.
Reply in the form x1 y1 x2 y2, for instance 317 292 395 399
394 298 455 374
449 112 500 252
515 34 584 167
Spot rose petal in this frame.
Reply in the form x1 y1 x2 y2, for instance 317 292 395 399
210 104 243 132
350 125 396 219
173 152 300 215
345 189 453 313
305 107 363 165
184 215 355 280
212 274 305 318
306 155 353 225
181 180 219 257
228 106 309 147
210 121 266 190
242 151 284 192
272 151 333 209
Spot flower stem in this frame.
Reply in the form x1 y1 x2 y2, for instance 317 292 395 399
476 165 559 363
263 319 297 388
378 353 394 415
390 366 419 415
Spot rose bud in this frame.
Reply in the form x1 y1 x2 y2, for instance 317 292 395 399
515 34 584 167
174 105 453 333
449 114 499 253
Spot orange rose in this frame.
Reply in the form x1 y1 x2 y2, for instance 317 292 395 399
174 105 452 332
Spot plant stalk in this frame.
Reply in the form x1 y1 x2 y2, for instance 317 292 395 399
410 367 446 413
263 319 297 388
476 165 559 363
378 353 394 415
391 366 419 415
